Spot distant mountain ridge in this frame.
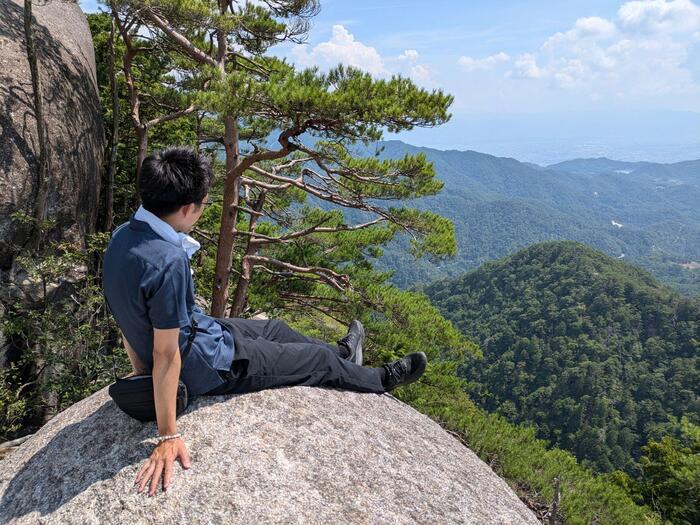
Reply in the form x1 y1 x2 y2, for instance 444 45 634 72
546 157 654 175
423 240 700 473
364 141 700 295
547 157 700 185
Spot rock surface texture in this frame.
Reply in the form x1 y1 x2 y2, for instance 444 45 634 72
0 386 540 525
0 387 539 525
0 0 103 271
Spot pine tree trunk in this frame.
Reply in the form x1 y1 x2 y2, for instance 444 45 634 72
228 190 267 317
24 0 51 250
211 115 241 317
103 18 118 232
229 253 251 317
134 125 148 196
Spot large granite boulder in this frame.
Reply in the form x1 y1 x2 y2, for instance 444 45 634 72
0 386 539 524
0 0 103 271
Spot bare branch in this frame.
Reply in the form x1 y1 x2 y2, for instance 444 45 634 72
255 265 318 282
280 295 347 326
192 227 219 244
146 103 196 128
233 203 264 217
240 176 292 191
279 292 349 304
248 164 405 235
298 143 400 186
140 8 218 68
243 216 387 246
198 137 225 145
248 255 351 292
270 156 313 173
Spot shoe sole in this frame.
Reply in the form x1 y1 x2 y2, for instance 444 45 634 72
355 322 364 366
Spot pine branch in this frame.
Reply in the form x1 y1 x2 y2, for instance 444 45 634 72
240 176 292 191
145 103 196 128
140 8 218 68
248 255 351 291
232 203 264 217
248 164 411 240
241 216 386 246
279 295 347 326
278 292 349 304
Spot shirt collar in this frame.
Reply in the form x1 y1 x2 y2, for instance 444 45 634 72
133 205 201 259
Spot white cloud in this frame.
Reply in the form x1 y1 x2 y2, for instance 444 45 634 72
618 0 700 33
290 27 438 87
290 25 387 75
512 53 547 78
575 16 618 37
543 16 617 51
506 1 700 96
399 49 419 61
457 52 510 71
409 64 432 83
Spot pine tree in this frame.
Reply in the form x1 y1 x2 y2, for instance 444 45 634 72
110 0 455 317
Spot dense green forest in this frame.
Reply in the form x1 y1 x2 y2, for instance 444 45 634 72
364 142 700 296
424 241 699 474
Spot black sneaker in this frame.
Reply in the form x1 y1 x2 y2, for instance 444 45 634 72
336 320 364 365
381 352 427 391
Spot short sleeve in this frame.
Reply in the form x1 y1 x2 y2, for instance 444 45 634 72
145 256 191 329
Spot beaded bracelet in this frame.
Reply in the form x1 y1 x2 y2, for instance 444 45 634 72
156 433 181 443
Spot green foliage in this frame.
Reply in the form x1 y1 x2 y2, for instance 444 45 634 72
424 240 700 476
404 375 659 524
10 211 55 238
0 234 130 440
0 364 28 438
367 141 700 296
632 417 699 524
387 207 456 259
87 11 202 227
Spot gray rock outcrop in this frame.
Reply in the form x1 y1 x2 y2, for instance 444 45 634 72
0 0 103 271
0 386 539 524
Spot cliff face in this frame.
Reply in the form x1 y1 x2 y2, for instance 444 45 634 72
0 386 539 524
0 0 104 271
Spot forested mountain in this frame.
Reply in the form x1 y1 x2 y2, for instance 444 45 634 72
547 158 654 175
365 141 700 295
423 241 699 473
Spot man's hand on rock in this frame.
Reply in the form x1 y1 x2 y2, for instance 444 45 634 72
135 438 191 496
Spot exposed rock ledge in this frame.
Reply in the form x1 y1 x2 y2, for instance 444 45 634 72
0 386 539 524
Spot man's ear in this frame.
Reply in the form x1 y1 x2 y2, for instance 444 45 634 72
181 202 195 217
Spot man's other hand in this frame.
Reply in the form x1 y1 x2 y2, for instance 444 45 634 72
135 438 191 496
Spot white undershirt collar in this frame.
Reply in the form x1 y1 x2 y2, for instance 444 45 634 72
134 205 201 260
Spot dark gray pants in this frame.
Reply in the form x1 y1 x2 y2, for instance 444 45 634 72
204 318 385 396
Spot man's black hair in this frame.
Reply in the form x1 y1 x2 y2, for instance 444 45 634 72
139 147 213 217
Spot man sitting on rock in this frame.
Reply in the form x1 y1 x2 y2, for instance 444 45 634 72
102 146 427 497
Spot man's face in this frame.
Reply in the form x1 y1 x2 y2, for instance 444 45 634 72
178 193 209 233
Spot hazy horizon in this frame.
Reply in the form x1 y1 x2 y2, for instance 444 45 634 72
388 108 700 164
79 0 700 164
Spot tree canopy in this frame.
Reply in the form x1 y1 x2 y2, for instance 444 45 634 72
424 240 700 474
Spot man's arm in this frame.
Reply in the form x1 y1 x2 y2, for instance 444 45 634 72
135 327 191 496
120 330 148 377
152 327 181 436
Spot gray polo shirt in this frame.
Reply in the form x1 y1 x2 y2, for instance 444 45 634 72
102 214 234 395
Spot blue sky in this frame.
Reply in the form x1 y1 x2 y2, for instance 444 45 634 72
80 0 700 162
